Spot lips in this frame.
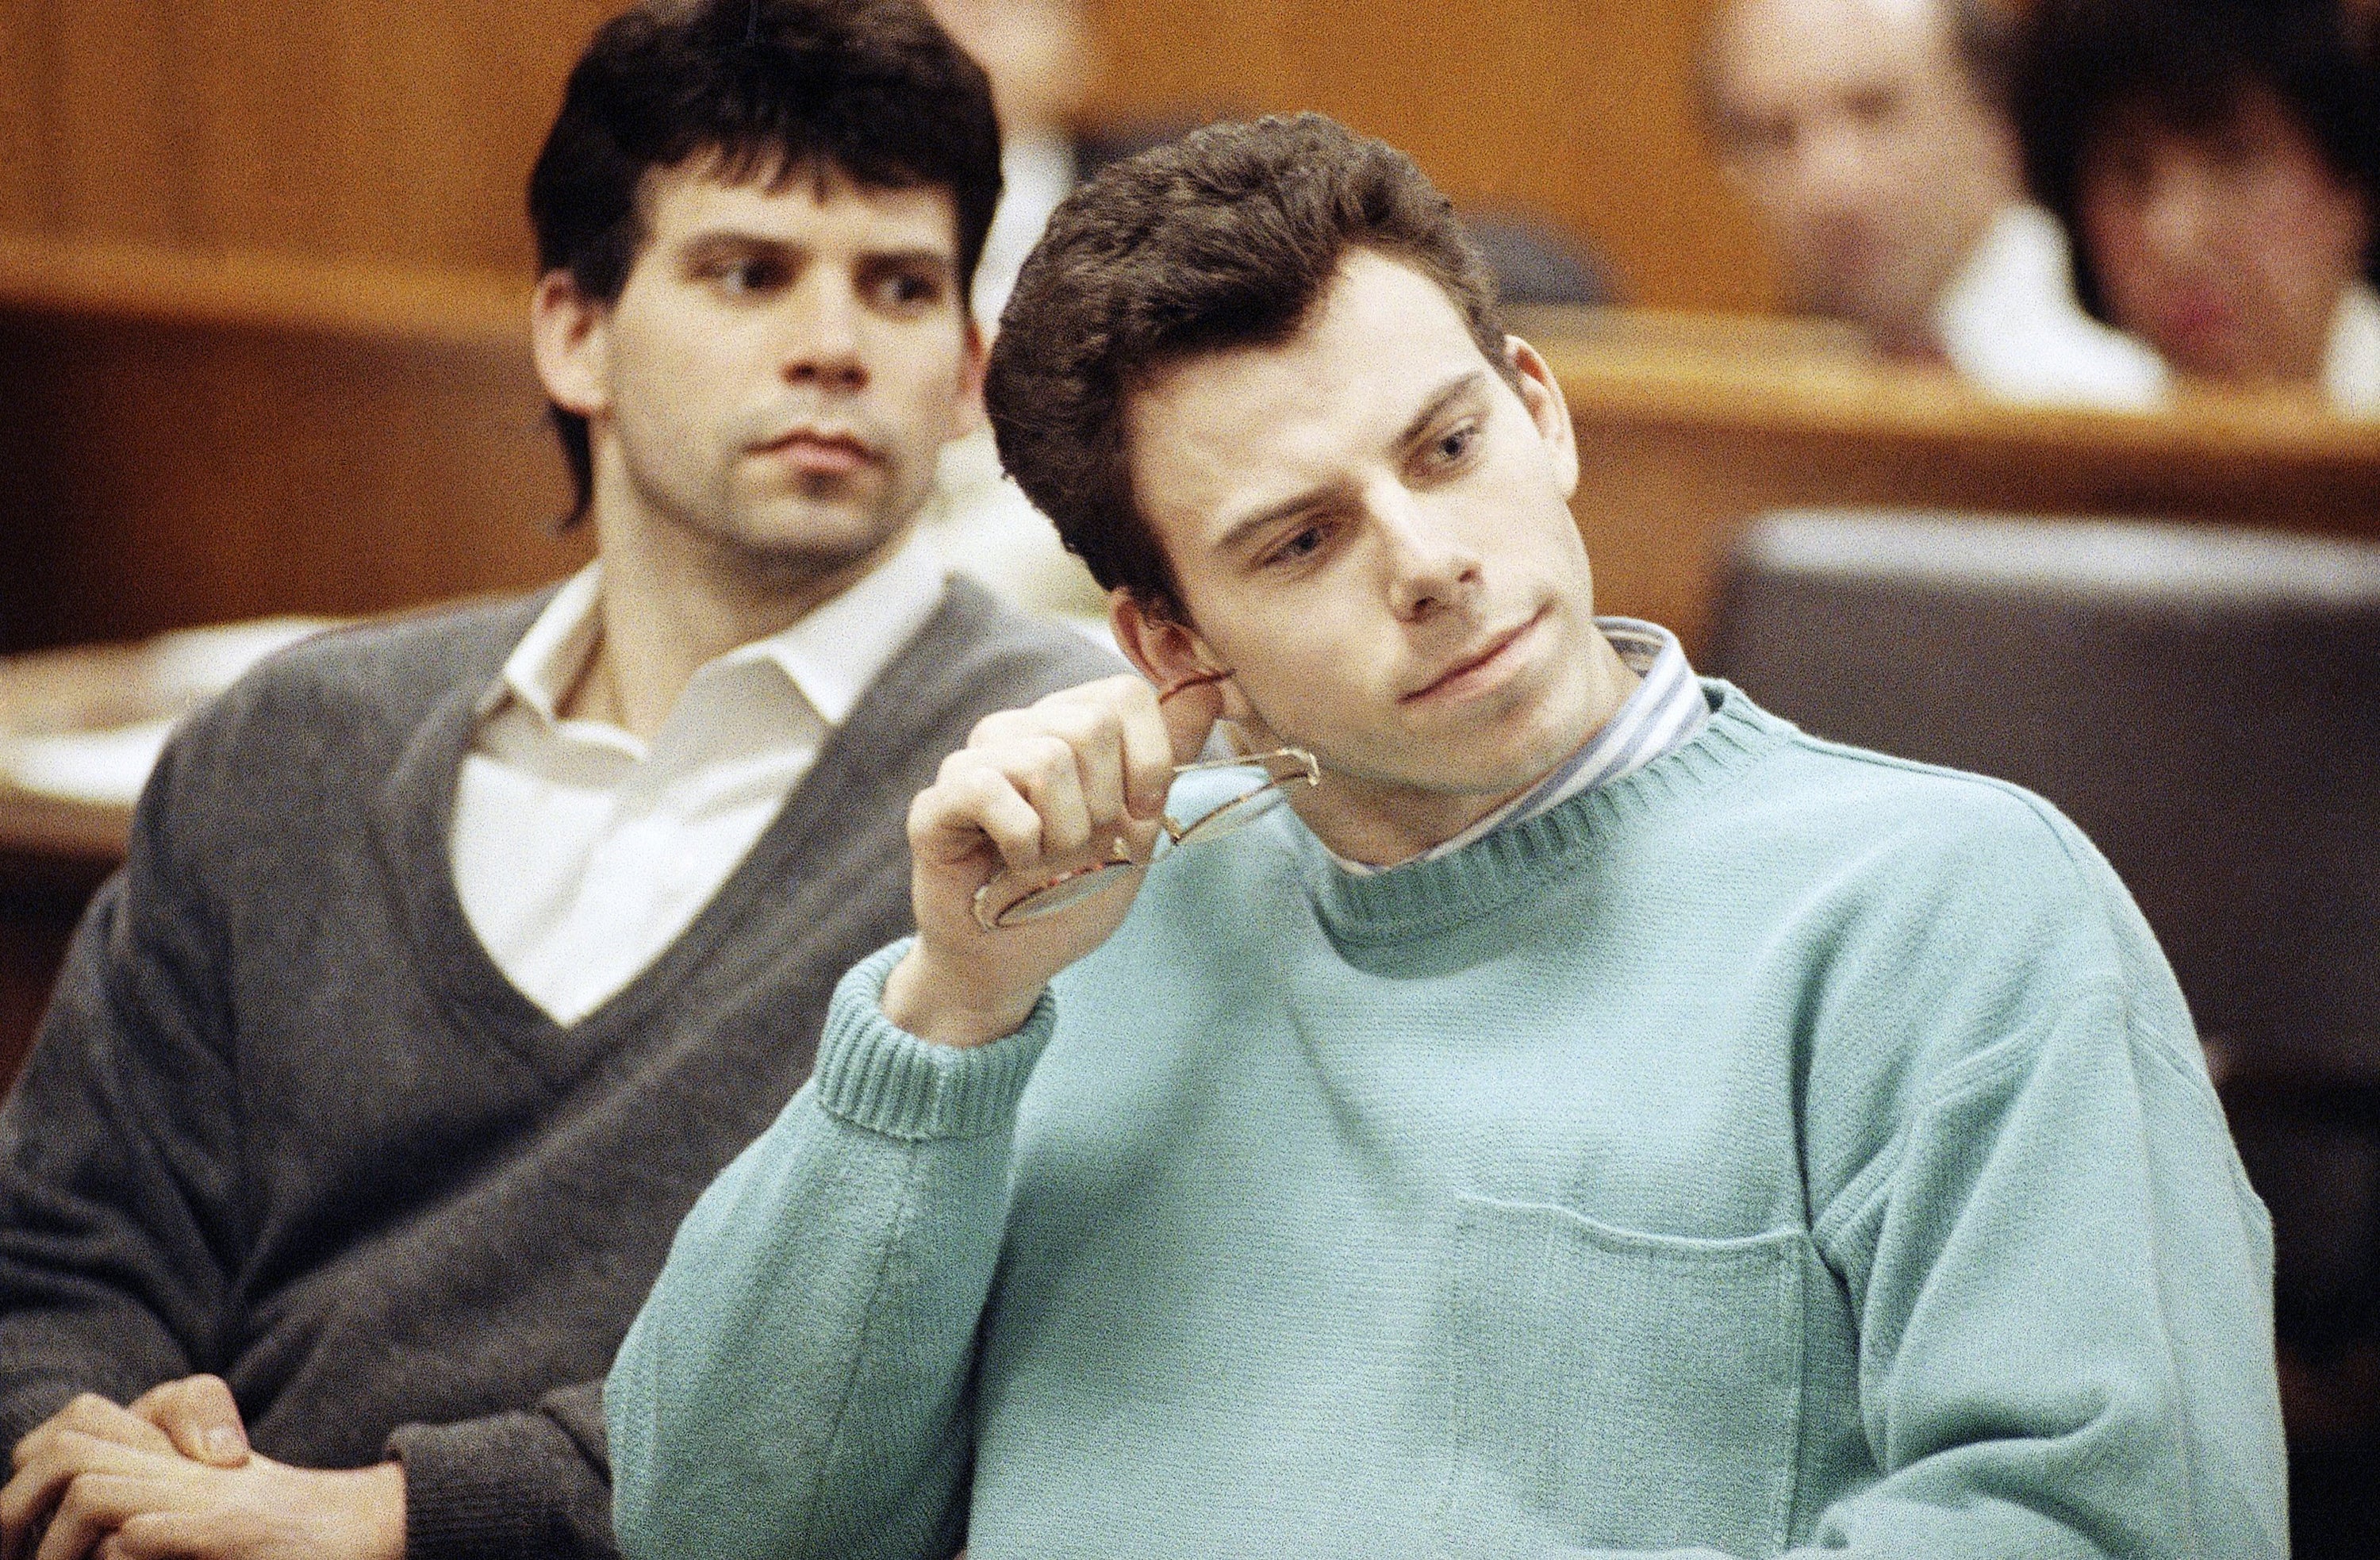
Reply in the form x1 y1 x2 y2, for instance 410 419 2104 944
753 428 883 477
1400 609 1544 704
2148 288 2239 362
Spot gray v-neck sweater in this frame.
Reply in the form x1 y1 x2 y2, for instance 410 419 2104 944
0 576 1118 1558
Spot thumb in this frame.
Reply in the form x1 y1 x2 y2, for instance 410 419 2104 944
129 1374 249 1467
1157 674 1227 764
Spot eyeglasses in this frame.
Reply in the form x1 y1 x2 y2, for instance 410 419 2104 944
967 668 1319 931
969 744 1320 930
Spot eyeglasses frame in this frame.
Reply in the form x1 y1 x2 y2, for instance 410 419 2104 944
969 743 1320 931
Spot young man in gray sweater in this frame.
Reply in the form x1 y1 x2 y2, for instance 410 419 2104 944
0 3 1114 1557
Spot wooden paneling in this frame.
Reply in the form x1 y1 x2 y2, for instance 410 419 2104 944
0 0 617 272
1080 0 1773 310
5 317 585 647
1 242 585 652
0 2 51 232
0 0 1771 311
1534 311 2380 657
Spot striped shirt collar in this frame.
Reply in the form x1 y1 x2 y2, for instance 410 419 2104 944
1332 617 1708 875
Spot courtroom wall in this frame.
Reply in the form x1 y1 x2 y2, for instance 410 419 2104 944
0 0 1772 309
1080 0 1774 310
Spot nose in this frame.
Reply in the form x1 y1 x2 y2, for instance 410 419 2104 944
1794 117 1872 218
1374 487 1483 621
2138 155 2217 269
781 271 868 394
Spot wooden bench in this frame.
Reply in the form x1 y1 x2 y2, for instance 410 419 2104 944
1524 306 2380 659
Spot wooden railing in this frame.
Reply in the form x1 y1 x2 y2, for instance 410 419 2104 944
1526 307 2380 657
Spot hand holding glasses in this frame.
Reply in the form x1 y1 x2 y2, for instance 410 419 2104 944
969 670 1321 931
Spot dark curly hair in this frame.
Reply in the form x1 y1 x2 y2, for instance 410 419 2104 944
983 113 1512 615
2013 0 2380 321
528 0 1002 523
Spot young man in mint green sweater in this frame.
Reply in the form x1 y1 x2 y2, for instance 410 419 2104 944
608 113 2286 1558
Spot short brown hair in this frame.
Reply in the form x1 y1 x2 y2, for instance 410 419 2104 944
530 0 1002 524
984 113 1511 613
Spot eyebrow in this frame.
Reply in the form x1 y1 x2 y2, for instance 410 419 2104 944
674 230 958 273
1210 369 1490 556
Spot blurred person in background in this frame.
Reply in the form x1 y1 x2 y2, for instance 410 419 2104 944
922 0 1095 325
2017 0 2380 415
1702 0 2167 407
0 2 1114 1557
912 0 1112 619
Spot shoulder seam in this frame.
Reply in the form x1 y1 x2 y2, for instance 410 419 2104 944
1778 729 2100 874
1812 977 2131 1262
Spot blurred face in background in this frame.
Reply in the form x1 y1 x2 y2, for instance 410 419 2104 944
924 0 1091 139
1706 0 2019 350
2077 90 2372 387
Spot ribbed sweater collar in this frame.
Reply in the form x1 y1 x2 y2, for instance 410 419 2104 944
1298 682 1789 947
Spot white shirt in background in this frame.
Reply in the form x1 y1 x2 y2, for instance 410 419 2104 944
913 133 1110 624
2324 282 2380 417
448 534 948 1025
917 428 1108 623
1933 202 2171 412
971 133 1078 326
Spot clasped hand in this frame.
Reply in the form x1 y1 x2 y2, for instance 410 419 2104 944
0 1377 401 1560
881 673 1225 1047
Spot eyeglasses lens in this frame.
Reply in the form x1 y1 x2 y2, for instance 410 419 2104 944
993 861 1136 927
1171 781 1293 847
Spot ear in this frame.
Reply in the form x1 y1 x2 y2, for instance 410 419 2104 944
949 316 989 441
1507 335 1579 501
1108 586 1250 756
530 270 612 421
1107 586 1217 690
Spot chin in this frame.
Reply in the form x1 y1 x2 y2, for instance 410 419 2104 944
717 502 908 566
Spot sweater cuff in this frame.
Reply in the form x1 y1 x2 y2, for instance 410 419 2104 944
387 1416 594 1560
812 939 1056 1142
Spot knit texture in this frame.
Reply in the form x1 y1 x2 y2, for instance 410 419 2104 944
0 578 1119 1560
611 682 2286 1560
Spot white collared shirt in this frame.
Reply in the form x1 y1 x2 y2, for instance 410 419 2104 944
449 534 949 1024
1933 203 2171 412
2325 282 2380 417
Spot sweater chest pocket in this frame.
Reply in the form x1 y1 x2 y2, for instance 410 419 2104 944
1431 1193 1806 1558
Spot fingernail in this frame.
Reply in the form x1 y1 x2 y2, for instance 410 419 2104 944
207 1427 244 1461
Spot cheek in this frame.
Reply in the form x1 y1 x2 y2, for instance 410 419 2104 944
879 328 969 413
2241 171 2368 294
1203 605 1375 741
614 326 730 436
2078 190 2163 309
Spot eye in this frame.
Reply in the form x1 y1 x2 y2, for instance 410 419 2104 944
1844 86 1901 127
710 256 788 297
1259 521 1333 571
1426 421 1480 469
867 265 947 313
2204 128 2259 175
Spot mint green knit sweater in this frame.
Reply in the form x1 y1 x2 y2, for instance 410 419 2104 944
609 686 2284 1559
